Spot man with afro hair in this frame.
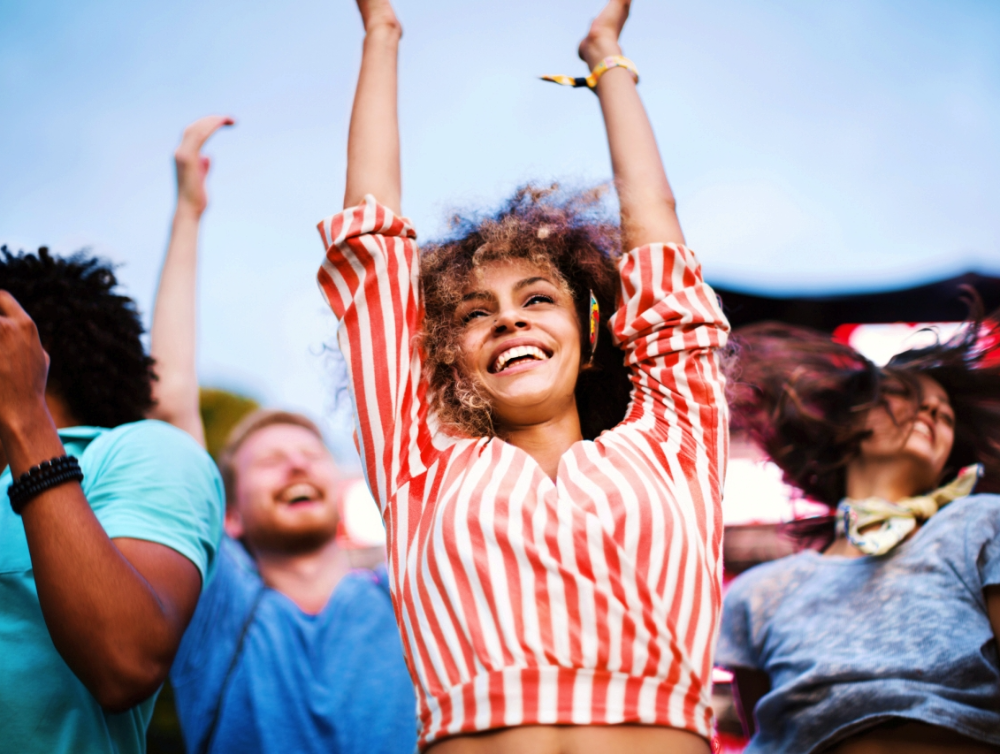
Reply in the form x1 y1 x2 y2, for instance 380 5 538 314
0 244 223 754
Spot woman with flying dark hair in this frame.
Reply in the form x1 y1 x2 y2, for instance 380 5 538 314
717 309 1000 754
315 0 730 752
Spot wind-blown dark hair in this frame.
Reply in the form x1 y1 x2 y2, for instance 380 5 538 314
733 294 1000 511
0 246 155 428
419 184 632 440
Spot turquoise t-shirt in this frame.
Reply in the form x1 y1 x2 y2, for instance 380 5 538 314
0 420 224 754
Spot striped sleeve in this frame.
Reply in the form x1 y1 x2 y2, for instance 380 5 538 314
608 241 730 466
316 195 431 511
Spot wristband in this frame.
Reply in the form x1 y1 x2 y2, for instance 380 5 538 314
541 55 639 90
7 455 83 514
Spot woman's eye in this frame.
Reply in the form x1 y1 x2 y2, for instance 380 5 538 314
525 294 554 306
462 309 488 324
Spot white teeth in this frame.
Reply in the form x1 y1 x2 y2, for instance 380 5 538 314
494 345 547 372
280 483 321 503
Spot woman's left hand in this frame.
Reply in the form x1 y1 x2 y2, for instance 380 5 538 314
578 0 630 68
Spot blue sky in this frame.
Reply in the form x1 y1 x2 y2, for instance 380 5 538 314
2 0 998 455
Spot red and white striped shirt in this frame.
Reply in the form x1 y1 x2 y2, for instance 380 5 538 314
317 196 730 749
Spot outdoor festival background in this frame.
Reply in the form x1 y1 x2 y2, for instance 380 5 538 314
3 2 999 750
3 0 998 470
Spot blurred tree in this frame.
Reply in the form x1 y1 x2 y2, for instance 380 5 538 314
199 387 260 460
147 387 258 753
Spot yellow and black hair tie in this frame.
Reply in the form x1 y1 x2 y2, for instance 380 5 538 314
541 55 639 90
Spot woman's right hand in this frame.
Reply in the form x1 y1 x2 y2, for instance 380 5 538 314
355 0 401 35
174 115 234 216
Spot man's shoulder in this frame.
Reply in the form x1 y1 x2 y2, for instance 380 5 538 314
79 420 221 489
338 566 388 599
73 421 224 581
84 419 212 460
334 566 396 623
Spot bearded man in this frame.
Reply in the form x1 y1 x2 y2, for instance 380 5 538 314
152 117 416 754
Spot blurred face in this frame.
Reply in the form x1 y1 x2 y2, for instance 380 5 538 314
457 259 582 431
225 424 341 554
858 373 955 493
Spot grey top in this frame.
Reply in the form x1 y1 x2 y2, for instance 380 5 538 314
717 494 1000 754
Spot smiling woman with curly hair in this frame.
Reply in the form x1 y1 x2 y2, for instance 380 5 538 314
420 185 632 441
314 1 731 752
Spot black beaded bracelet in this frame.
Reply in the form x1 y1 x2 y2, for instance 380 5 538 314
7 455 83 515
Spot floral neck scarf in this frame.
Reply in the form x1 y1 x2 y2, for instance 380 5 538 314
835 464 982 556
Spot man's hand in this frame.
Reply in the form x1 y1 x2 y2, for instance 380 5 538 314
0 290 50 432
174 115 234 216
149 115 233 446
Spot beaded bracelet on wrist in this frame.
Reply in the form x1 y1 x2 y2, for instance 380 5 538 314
7 455 84 515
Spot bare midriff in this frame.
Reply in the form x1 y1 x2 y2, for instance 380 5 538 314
824 721 997 754
426 725 710 754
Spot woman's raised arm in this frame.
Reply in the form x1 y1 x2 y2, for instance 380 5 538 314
344 0 402 214
579 0 684 251
148 116 233 445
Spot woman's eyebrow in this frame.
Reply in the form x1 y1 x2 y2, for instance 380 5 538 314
460 290 494 303
513 276 554 291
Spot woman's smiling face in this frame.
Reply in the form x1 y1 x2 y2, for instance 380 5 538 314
859 373 956 491
457 258 582 431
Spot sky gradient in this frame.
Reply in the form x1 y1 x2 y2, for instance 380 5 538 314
2 0 998 454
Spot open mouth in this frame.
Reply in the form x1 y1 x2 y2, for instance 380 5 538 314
910 417 936 445
277 482 323 506
490 345 551 374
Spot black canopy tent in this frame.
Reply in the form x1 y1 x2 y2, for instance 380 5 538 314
715 270 1000 576
712 272 1000 331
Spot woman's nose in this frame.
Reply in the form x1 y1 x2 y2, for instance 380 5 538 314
921 395 941 419
492 308 527 333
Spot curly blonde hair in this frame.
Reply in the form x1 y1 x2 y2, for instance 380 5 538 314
420 185 633 439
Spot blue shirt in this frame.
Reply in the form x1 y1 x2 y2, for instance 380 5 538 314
717 494 1000 754
171 537 418 754
0 421 224 754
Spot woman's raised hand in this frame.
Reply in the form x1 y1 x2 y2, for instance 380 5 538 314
174 115 235 217
344 0 402 212
579 0 631 69
576 0 685 249
355 0 401 35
